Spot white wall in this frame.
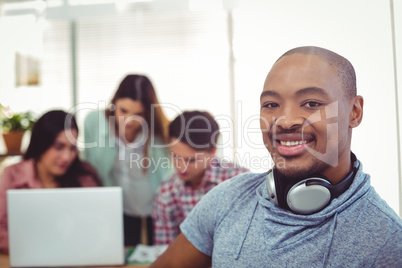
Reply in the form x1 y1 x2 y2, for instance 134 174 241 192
394 0 402 216
0 16 71 114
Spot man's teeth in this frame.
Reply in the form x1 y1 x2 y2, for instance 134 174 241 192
280 140 307 147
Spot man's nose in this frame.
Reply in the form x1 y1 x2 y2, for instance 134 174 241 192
274 107 304 130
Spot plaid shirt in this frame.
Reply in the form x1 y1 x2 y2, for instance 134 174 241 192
153 159 248 245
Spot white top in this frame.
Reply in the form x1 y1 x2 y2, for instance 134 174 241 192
111 132 154 217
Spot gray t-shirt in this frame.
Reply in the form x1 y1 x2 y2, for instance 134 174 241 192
181 160 402 267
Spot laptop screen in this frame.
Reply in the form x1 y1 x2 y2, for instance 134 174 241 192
7 187 124 267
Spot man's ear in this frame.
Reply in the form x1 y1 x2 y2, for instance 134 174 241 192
350 95 364 128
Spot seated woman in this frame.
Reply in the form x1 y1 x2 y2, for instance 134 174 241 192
0 110 100 253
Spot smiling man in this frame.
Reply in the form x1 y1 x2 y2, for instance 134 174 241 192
150 46 402 267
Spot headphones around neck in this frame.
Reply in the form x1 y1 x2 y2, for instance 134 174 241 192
266 153 359 215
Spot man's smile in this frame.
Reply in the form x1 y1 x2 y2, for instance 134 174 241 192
271 132 315 157
279 140 308 147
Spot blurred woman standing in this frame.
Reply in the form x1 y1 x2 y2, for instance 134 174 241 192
84 74 173 246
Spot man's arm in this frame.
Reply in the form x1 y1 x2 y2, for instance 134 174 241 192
150 233 211 268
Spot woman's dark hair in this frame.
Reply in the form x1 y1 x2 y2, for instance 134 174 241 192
169 111 220 152
106 74 169 143
24 110 100 187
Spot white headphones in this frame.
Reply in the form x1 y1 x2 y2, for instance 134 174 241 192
266 154 359 214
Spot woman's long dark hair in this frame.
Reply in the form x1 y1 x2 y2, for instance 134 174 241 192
106 74 170 143
24 110 100 187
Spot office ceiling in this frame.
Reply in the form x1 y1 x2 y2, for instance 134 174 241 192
0 0 188 19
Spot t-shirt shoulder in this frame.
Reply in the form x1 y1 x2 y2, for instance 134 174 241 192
365 188 402 227
203 172 266 204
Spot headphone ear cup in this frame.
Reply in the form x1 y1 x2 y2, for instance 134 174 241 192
286 179 332 214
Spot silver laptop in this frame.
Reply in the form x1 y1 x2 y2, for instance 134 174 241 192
7 187 125 267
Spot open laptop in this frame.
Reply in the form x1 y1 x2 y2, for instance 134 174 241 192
7 187 125 267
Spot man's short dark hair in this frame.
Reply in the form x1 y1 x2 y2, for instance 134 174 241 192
169 111 220 151
278 46 357 98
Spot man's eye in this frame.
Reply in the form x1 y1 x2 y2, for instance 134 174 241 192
304 102 321 108
263 103 279 108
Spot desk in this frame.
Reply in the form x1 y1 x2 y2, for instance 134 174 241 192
0 253 149 268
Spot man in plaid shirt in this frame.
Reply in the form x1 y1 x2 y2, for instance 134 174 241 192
152 111 248 245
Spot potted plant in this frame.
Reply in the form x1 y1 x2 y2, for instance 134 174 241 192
0 104 35 154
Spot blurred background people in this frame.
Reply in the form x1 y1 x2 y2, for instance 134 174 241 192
0 110 100 253
153 111 249 245
84 74 173 246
